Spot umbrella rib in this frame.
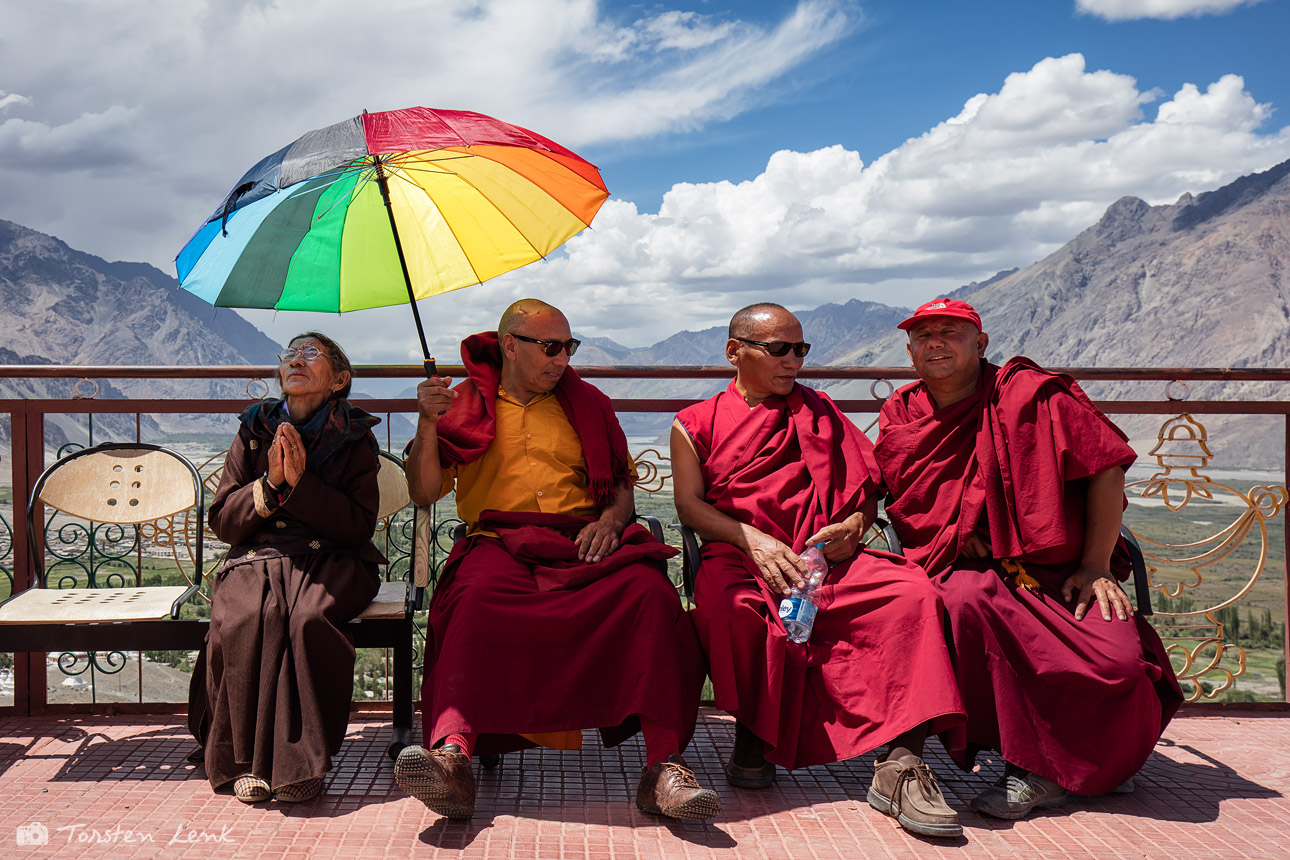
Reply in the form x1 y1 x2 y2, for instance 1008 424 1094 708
388 163 553 276
383 164 492 291
308 164 378 222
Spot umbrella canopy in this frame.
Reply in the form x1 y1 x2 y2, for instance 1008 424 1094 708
175 107 608 367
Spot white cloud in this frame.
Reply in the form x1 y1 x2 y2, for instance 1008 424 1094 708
443 54 1288 351
0 91 32 112
0 0 856 278
1075 0 1268 21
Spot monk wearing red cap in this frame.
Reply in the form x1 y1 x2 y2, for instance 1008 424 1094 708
672 303 967 839
874 298 1182 820
397 299 718 821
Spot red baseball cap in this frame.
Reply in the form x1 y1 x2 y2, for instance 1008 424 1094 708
897 298 982 331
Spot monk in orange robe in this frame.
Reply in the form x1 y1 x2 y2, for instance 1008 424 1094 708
396 299 718 822
874 298 1183 820
672 303 967 839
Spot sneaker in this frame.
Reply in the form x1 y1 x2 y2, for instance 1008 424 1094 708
1111 776 1135 794
724 722 776 789
970 764 1067 820
636 755 723 820
867 755 962 838
274 777 323 803
232 774 270 804
395 744 476 819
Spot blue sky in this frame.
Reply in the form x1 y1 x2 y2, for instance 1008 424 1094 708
602 0 1290 207
2 0 1288 360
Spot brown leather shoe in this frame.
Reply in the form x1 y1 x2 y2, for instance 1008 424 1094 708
636 755 722 820
868 754 961 838
724 722 776 789
395 743 476 819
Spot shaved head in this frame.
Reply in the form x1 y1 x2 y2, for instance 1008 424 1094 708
729 302 795 339
499 298 566 337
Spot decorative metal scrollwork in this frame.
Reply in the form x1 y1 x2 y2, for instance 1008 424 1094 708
246 378 270 400
1128 413 1288 703
631 448 670 494
0 509 13 597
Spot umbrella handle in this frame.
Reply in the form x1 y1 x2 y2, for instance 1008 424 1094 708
423 358 447 415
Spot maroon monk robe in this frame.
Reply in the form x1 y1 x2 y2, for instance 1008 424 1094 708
421 511 703 756
677 381 965 770
875 357 1184 795
420 335 704 756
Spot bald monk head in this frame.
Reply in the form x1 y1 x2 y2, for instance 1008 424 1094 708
899 298 989 409
497 298 581 402
725 303 811 406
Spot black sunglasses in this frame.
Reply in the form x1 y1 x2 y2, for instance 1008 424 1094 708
734 337 811 358
510 333 581 357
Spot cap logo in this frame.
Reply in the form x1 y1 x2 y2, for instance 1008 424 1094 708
928 302 946 309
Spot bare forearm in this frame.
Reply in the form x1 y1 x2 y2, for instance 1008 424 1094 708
1082 466 1125 570
599 480 636 530
405 424 443 507
675 493 766 554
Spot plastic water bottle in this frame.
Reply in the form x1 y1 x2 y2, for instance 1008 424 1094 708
778 543 828 643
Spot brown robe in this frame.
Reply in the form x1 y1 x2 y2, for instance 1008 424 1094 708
189 408 383 790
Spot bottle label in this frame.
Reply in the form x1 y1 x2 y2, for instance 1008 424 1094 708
779 597 804 621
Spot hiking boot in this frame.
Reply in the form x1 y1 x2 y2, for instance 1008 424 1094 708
395 743 476 819
970 764 1067 820
724 722 776 789
636 755 723 820
868 754 962 838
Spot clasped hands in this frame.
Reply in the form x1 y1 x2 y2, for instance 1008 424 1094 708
746 518 864 597
266 423 305 489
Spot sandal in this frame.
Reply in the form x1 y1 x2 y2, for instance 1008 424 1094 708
233 775 271 803
274 777 323 803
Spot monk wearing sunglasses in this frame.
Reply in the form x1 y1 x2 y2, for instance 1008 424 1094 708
670 303 966 839
397 299 718 822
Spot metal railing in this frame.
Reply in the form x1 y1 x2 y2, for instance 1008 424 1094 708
1 363 1287 713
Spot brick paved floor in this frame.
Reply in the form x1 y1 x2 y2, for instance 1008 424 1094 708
1 708 1286 859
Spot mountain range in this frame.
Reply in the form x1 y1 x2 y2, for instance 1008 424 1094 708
585 159 1290 466
3 157 1288 464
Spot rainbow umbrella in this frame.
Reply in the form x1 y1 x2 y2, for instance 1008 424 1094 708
175 107 609 374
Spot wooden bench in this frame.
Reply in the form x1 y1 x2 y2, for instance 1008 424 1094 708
0 443 429 758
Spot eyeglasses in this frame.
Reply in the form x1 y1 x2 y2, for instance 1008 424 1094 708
277 346 331 363
734 338 811 358
510 333 581 357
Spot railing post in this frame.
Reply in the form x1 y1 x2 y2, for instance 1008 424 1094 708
10 404 45 715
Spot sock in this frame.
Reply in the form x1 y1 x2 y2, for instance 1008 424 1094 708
640 716 680 767
443 732 476 757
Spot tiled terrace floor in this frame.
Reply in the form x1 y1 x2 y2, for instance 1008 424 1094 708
1 708 1286 859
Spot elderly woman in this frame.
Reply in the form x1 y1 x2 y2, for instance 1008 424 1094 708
189 332 384 803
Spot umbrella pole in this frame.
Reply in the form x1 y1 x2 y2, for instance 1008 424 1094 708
375 162 437 379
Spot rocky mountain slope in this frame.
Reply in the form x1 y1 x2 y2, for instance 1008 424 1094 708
5 157 1288 465
0 219 281 446
826 159 1290 467
584 159 1290 465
